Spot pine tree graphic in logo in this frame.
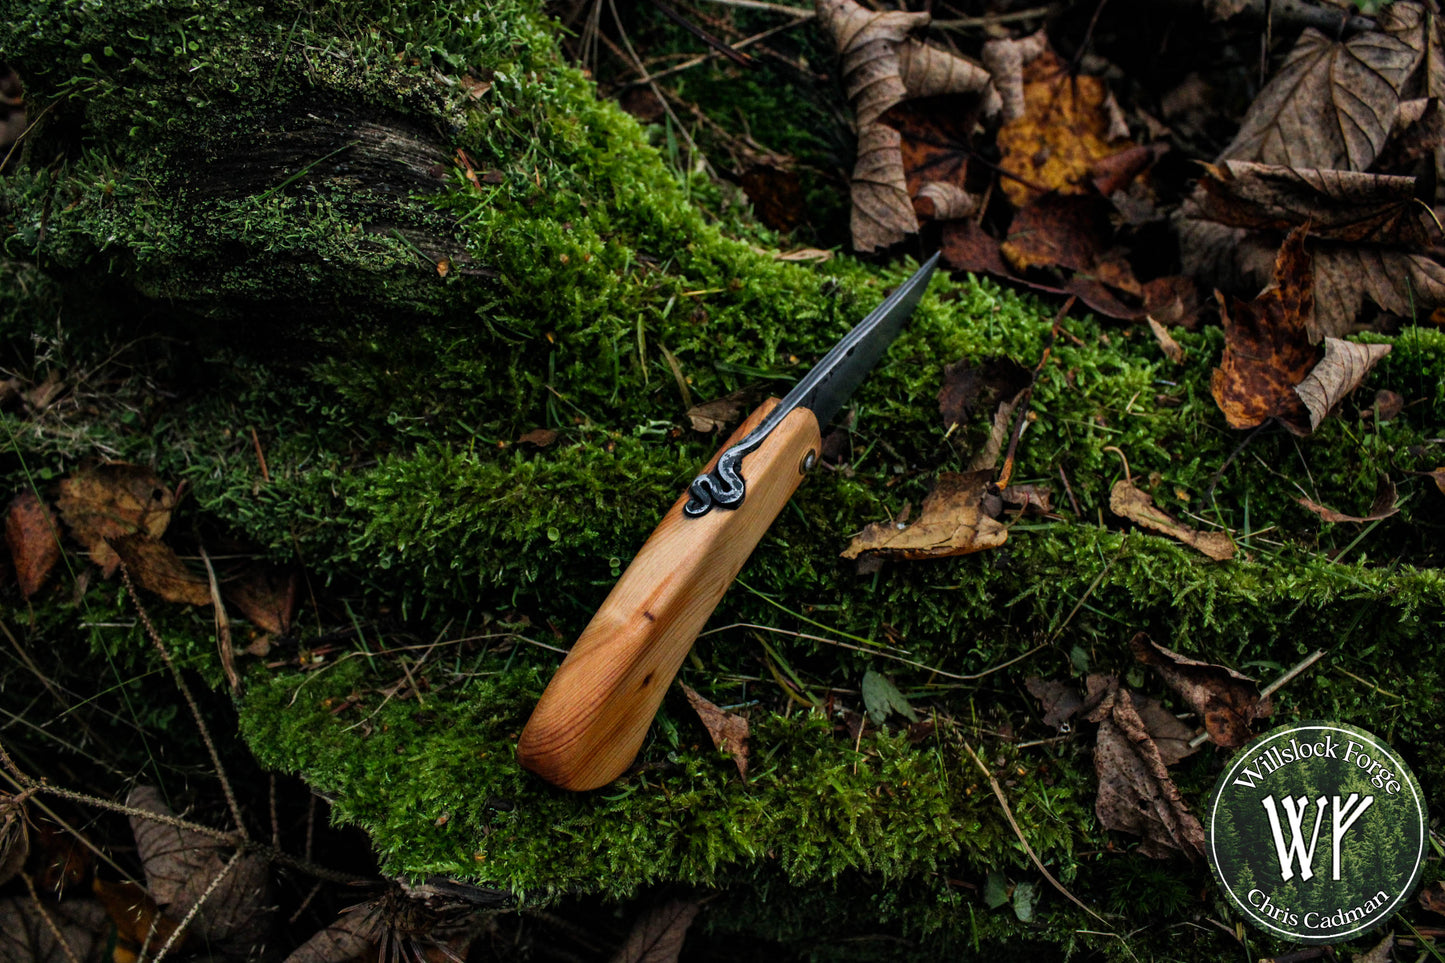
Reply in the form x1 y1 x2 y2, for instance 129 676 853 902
1208 723 1426 943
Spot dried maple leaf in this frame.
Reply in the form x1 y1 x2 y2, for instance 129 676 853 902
841 470 1008 560
1311 243 1445 338
611 898 700 963
1085 676 1206 859
1187 161 1436 247
56 464 177 576
682 684 749 779
1210 228 1319 429
1129 634 1271 749
109 534 213 607
1294 337 1393 430
6 491 61 598
995 47 1134 207
1109 480 1235 561
1298 473 1399 523
1222 25 1418 172
877 94 982 221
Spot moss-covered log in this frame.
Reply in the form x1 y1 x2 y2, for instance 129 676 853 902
2 1 1443 959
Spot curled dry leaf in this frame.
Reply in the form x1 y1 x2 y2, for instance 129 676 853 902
516 428 558 448
1129 633 1271 748
841 470 1007 560
1294 337 1393 431
609 897 700 963
127 785 274 952
6 491 62 598
1085 676 1206 859
682 684 749 780
1298 473 1399 523
980 30 1048 122
56 464 176 576
1210 228 1319 430
1187 161 1434 247
1110 480 1235 561
1221 26 1417 172
816 0 997 251
109 534 213 607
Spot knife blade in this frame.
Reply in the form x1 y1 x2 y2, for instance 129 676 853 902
517 254 940 790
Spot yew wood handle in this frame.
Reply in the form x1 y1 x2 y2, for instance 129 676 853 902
517 399 822 790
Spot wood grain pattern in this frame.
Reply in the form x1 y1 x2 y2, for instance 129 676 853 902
517 399 822 790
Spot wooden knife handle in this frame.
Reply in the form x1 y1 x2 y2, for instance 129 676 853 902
517 398 823 790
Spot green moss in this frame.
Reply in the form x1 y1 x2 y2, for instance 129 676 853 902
3 1 1445 959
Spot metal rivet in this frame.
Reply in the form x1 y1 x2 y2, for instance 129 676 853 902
802 450 817 473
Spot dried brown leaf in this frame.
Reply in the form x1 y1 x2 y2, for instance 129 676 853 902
936 357 1031 432
0 895 107 963
738 165 806 233
1186 160 1434 246
283 912 373 963
981 30 1049 122
127 786 273 950
1130 692 1198 767
682 684 749 780
517 428 558 448
1420 880 1445 916
1003 193 1115 274
6 492 61 598
1109 480 1235 560
913 181 978 219
685 385 769 434
1298 473 1399 523
1085 677 1206 859
609 898 700 963
1313 243 1445 338
1147 317 1185 364
224 565 299 635
1294 337 1393 431
1025 676 1083 728
841 470 1008 560
1129 633 1271 748
1210 228 1320 430
56 464 176 576
1222 27 1418 171
109 534 213 607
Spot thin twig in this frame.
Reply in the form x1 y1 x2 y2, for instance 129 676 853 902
962 742 1111 926
932 4 1060 29
121 566 248 839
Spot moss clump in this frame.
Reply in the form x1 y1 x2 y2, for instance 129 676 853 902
3 1 1444 959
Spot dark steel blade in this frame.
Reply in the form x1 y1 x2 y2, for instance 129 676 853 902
684 253 940 516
